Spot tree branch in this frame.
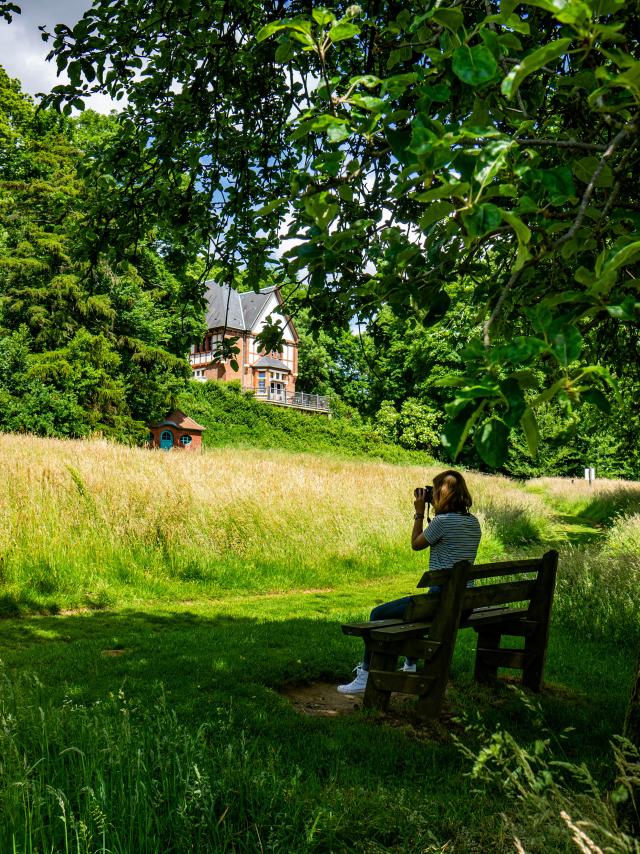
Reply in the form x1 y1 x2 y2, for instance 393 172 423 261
483 265 522 348
516 138 608 151
553 119 638 249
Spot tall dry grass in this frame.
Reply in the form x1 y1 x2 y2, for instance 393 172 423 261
527 476 640 522
0 434 550 612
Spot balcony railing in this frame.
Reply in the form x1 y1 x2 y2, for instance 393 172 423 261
189 352 214 366
254 389 330 412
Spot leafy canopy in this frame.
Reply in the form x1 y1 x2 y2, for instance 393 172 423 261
38 0 640 466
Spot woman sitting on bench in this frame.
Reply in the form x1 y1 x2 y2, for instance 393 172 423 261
337 469 482 694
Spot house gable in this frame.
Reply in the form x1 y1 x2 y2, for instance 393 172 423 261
191 282 299 398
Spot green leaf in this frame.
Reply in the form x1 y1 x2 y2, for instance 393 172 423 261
606 295 640 320
596 240 640 278
581 387 611 413
474 419 509 467
275 41 295 63
312 8 335 26
381 73 418 96
255 197 288 216
549 324 583 366
501 211 531 245
431 7 464 31
452 45 499 87
462 203 502 237
521 0 592 27
500 377 526 427
531 377 568 407
306 114 352 143
419 201 456 231
501 211 532 270
442 403 486 460
349 74 381 88
350 94 385 113
520 407 539 458
329 22 360 42
304 192 338 230
257 21 296 42
485 13 530 34
415 182 470 203
573 156 614 187
501 38 572 99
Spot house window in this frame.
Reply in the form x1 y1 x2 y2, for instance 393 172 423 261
258 370 266 392
180 435 192 446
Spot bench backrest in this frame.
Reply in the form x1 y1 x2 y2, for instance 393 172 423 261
404 550 558 622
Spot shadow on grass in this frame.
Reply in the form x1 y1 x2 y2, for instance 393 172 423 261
0 592 61 618
581 486 640 525
481 504 547 547
0 606 632 755
552 514 605 545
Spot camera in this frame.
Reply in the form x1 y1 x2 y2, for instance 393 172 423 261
425 485 433 504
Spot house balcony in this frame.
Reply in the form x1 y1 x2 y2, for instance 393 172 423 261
254 388 330 414
190 352 214 367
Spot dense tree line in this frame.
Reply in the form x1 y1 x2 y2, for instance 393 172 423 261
295 289 640 479
0 67 203 440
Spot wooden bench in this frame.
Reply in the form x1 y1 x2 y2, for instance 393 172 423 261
341 549 558 719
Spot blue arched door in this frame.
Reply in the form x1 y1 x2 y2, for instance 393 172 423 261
160 429 174 450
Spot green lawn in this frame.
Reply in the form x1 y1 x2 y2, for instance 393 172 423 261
0 572 634 853
0 438 638 852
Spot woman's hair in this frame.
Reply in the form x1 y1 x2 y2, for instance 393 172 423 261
432 470 473 514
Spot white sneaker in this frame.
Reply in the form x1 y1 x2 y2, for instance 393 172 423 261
402 661 417 673
337 664 368 694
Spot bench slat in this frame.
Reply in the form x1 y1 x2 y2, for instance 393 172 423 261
369 670 436 695
371 621 433 641
417 558 544 589
462 579 536 609
462 606 528 627
341 619 404 637
368 638 442 660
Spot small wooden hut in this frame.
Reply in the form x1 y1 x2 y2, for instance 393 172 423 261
148 410 205 451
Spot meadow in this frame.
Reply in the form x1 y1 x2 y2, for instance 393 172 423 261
0 434 638 852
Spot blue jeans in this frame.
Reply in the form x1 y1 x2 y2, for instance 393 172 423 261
363 596 414 671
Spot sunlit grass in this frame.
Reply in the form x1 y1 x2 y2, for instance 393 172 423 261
0 435 639 853
0 434 553 614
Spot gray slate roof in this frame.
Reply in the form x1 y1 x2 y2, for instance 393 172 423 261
253 356 290 372
203 281 277 332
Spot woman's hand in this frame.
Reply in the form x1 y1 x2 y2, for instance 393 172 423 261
412 488 428 551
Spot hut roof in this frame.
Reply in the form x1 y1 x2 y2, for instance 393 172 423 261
153 410 206 432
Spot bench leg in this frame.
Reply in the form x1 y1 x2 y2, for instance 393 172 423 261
474 630 501 684
522 630 546 692
415 664 448 719
363 650 397 711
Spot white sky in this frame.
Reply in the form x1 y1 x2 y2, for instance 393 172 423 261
0 0 117 112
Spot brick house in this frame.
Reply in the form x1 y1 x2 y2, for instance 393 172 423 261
189 282 299 401
148 410 205 450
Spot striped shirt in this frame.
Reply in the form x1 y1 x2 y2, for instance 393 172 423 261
424 512 481 571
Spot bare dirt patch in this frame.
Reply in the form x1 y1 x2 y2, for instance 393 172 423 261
101 648 128 657
279 681 456 740
280 682 364 717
